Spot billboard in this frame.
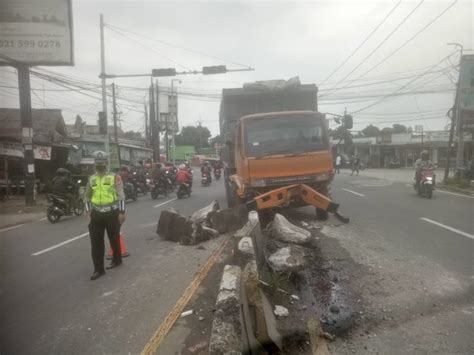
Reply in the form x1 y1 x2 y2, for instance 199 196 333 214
0 0 74 65
458 55 474 132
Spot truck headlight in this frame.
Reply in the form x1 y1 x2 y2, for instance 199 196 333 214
315 172 329 181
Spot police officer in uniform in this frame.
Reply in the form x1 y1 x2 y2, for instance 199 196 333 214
84 151 126 281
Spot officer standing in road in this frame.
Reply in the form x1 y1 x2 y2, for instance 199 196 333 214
84 151 126 281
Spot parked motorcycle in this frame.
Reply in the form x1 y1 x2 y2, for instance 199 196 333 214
214 168 221 180
150 177 169 200
414 167 435 199
201 172 211 187
124 182 138 201
176 182 191 199
46 188 84 224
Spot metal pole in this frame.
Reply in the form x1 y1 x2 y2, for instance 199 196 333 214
144 103 148 147
149 80 157 162
448 43 464 170
155 80 161 162
112 83 121 166
444 106 456 182
17 65 36 205
100 14 110 165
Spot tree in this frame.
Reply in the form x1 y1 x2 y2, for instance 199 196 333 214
175 125 211 153
122 131 143 141
381 127 393 135
209 134 224 146
361 124 380 137
332 125 353 150
392 124 408 134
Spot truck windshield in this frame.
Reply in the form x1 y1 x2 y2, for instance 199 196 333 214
244 115 327 157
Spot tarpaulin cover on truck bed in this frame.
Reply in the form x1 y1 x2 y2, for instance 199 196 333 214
242 76 301 91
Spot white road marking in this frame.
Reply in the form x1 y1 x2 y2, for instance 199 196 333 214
39 217 48 221
406 184 413 187
437 189 474 199
341 188 365 197
153 197 177 208
31 232 89 256
0 224 25 233
420 218 474 240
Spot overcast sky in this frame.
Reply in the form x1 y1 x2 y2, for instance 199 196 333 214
1 0 472 136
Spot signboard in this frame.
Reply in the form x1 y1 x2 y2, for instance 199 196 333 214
0 141 23 158
158 94 179 133
0 0 74 65
458 55 474 132
0 142 51 160
414 125 423 133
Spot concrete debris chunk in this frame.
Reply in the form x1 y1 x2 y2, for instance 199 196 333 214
191 200 220 224
207 205 248 234
234 211 259 238
268 214 311 244
267 245 307 273
157 209 216 246
274 305 289 317
238 236 254 256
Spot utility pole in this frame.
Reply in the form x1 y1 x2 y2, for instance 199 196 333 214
197 116 202 154
448 43 464 170
165 108 169 161
444 105 456 182
100 14 110 165
155 80 161 161
149 79 157 162
111 83 121 166
17 65 35 205
144 103 149 147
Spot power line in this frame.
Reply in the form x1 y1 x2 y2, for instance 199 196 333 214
319 0 402 86
349 51 456 114
322 0 425 98
105 22 252 69
331 0 459 93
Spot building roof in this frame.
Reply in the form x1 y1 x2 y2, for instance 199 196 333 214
0 108 68 144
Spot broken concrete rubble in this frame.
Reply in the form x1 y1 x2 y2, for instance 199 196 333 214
274 305 289 317
207 204 248 234
267 245 307 273
234 210 259 238
191 200 220 224
157 209 217 246
267 213 311 244
209 265 243 355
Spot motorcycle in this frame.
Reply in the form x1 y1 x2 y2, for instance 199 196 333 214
124 182 138 201
201 172 211 187
132 172 148 195
46 187 84 224
214 168 221 180
176 182 191 199
150 177 169 200
414 167 435 199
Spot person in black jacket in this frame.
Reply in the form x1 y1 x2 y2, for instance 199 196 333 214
51 168 77 212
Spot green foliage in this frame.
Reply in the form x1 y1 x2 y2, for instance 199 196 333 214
175 125 211 153
361 124 380 137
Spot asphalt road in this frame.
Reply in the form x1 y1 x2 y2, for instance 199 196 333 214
0 170 228 355
331 172 473 277
1 169 472 354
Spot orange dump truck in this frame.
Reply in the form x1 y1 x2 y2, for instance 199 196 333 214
220 79 349 221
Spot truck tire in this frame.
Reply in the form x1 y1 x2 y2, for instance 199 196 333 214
315 183 330 221
225 180 238 208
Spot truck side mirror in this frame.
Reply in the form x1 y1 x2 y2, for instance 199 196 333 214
343 114 353 129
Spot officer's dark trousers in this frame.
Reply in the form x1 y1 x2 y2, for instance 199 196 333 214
89 209 122 272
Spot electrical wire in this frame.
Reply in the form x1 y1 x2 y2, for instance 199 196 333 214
319 0 402 86
329 0 459 95
322 0 425 98
105 22 252 69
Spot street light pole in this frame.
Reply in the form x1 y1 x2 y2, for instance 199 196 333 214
170 79 181 164
448 43 464 171
100 14 110 165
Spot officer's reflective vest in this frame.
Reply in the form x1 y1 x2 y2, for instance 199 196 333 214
90 174 118 206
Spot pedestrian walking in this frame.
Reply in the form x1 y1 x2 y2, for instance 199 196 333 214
335 154 342 174
351 154 360 176
84 151 126 281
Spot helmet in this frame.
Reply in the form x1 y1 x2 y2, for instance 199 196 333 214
56 168 70 176
179 164 186 170
421 150 429 159
93 151 108 164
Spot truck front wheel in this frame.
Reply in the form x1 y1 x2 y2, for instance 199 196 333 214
315 183 331 221
225 180 239 208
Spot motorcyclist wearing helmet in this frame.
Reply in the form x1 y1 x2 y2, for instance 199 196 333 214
201 161 212 183
415 150 434 190
51 168 77 213
176 164 192 192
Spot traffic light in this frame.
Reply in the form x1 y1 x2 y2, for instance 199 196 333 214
98 111 107 135
343 114 353 129
202 65 227 75
152 68 176 77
